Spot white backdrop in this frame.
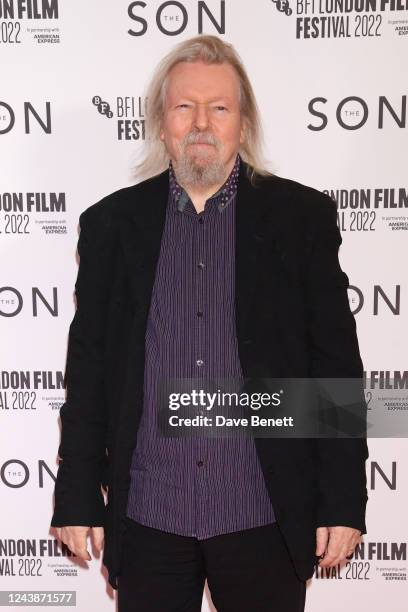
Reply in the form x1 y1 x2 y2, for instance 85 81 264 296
1 1 407 610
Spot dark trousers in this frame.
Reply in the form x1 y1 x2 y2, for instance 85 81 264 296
117 517 307 612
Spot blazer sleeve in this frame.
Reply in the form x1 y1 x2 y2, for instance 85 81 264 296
304 192 369 534
50 203 114 527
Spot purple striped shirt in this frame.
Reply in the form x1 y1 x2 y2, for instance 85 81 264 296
126 153 276 538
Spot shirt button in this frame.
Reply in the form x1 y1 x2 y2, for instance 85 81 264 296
197 311 203 317
196 359 204 366
197 262 205 269
199 217 204 224
197 460 204 467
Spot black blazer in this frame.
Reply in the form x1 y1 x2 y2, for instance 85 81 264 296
50 160 369 590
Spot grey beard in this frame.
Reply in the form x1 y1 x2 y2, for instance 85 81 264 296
174 148 226 189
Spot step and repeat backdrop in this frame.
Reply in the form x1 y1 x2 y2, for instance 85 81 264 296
1 1 407 610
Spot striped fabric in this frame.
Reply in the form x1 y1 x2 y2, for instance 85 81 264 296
126 153 276 538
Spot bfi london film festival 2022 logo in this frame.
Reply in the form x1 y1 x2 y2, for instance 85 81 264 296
0 0 60 45
269 0 408 38
0 369 65 414
363 371 408 436
0 99 67 236
323 185 408 233
306 94 408 232
91 95 147 141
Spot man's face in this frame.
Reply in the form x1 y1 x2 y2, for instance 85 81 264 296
159 60 245 188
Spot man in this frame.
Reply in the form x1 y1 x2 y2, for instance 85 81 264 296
51 34 368 612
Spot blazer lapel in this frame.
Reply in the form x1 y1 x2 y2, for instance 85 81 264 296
119 169 169 321
235 161 286 342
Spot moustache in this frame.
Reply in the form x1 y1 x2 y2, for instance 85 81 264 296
183 134 219 147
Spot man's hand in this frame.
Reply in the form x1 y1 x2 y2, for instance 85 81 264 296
55 526 104 561
316 526 361 568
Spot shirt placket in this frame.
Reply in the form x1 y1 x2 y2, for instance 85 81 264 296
192 203 210 539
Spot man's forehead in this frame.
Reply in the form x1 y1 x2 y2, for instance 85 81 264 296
165 62 240 100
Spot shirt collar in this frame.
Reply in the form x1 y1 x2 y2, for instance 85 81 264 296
168 153 241 214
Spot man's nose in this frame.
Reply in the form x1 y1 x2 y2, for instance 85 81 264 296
192 103 210 130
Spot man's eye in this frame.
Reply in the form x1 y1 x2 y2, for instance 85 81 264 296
215 106 227 111
177 104 190 109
